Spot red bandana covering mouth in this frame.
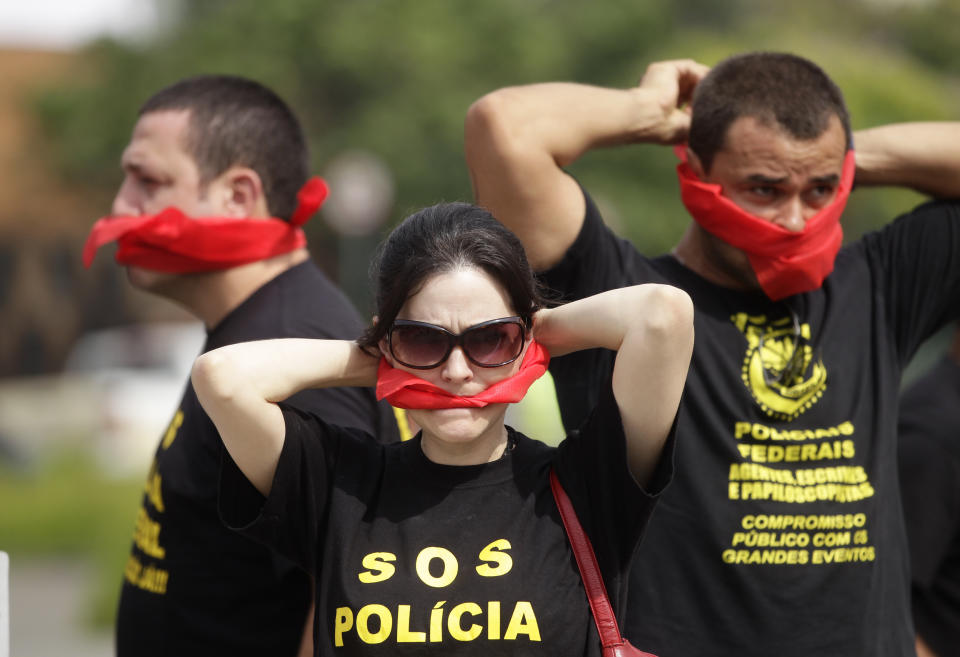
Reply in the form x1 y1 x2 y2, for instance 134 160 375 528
376 340 550 410
82 177 329 272
676 147 856 300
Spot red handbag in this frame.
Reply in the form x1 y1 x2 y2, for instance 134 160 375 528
550 468 658 657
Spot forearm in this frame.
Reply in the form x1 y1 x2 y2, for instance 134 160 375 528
535 284 693 353
855 122 960 198
465 60 706 272
535 285 660 354
191 339 378 495
535 285 694 486
467 83 670 168
195 339 378 404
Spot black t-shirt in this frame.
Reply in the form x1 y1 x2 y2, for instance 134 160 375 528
115 261 400 657
898 356 960 657
540 190 960 657
220 379 675 656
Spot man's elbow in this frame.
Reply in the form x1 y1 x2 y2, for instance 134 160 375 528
465 91 506 142
465 89 529 163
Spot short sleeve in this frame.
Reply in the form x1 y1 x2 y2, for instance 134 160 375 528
554 375 678 570
539 186 655 303
218 405 345 573
859 200 960 361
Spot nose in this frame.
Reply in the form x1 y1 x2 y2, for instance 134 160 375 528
773 197 807 233
111 178 141 216
440 346 474 383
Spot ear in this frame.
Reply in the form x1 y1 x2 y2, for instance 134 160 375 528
378 337 398 367
375 319 394 365
686 147 707 180
214 166 269 218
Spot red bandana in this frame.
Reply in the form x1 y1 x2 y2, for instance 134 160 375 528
82 177 329 272
676 149 856 300
376 340 550 409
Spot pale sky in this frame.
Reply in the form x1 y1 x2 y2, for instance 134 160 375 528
0 0 165 50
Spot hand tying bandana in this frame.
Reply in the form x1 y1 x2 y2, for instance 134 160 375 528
82 177 329 272
676 147 856 300
376 340 550 410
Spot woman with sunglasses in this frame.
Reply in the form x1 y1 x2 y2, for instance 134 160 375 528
192 202 693 656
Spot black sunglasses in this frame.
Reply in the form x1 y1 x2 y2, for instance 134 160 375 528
387 316 527 370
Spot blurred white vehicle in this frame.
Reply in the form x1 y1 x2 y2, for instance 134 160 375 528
0 322 205 477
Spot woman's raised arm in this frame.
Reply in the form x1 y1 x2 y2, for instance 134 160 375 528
191 339 379 495
533 284 694 486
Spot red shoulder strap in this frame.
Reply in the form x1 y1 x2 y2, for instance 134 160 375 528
550 468 623 646
549 468 658 657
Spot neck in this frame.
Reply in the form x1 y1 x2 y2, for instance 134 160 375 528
176 248 310 328
673 223 760 292
419 419 510 466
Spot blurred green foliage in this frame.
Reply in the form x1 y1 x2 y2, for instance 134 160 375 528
0 449 142 627
36 0 959 282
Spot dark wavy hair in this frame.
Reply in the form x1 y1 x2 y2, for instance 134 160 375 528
689 52 852 173
358 202 544 350
140 75 308 221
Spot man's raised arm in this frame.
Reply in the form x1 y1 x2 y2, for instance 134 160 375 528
464 59 709 271
855 122 960 199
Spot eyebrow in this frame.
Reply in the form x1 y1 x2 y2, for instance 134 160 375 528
747 174 788 185
121 159 155 177
745 173 841 185
810 174 841 185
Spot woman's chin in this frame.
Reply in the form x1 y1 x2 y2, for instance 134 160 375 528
426 410 487 441
413 405 505 446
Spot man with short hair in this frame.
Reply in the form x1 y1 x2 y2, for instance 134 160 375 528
465 52 960 655
86 75 400 656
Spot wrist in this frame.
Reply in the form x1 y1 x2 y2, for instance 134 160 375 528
626 87 684 145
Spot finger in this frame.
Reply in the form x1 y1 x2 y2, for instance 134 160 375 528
677 75 698 107
675 62 710 106
641 59 709 83
641 59 710 108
